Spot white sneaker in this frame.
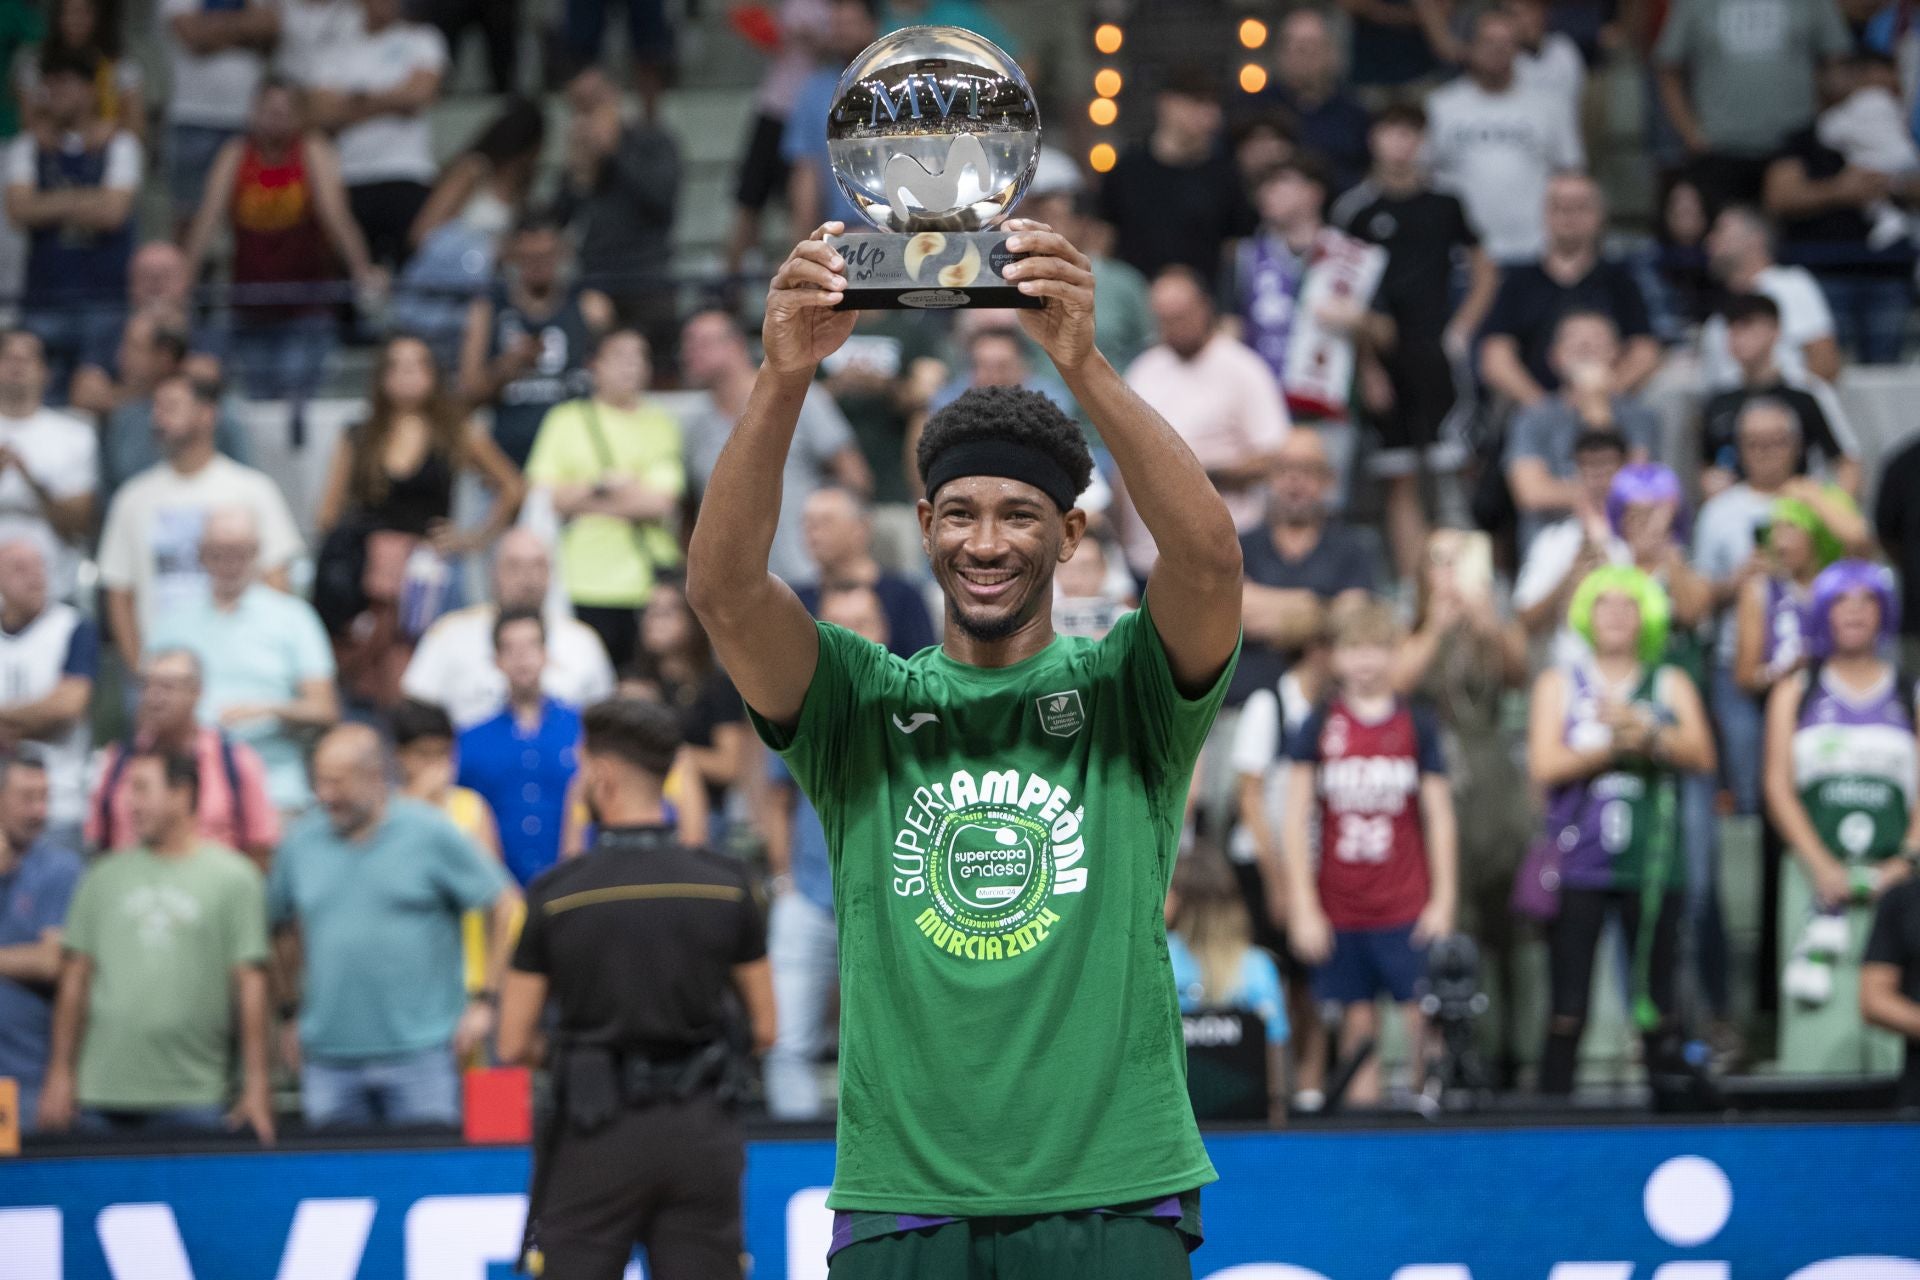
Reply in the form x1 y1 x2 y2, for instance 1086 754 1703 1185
1783 953 1834 1006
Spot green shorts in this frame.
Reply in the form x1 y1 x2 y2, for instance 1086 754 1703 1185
825 1191 1201 1280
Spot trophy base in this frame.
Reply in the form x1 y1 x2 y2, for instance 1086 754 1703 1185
827 230 1043 311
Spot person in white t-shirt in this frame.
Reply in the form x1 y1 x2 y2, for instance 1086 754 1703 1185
305 0 448 268
1698 205 1841 390
0 538 96 843
0 330 95 601
160 0 279 229
1506 0 1585 119
97 372 303 671
276 0 365 87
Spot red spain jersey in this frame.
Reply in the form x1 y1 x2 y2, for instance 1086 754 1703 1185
1285 696 1446 930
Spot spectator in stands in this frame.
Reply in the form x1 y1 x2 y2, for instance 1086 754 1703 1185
414 0 517 95
1656 0 1850 210
0 329 94 601
273 0 359 88
5 50 140 402
393 698 501 858
147 508 338 816
794 485 935 657
271 724 518 1128
1528 566 1716 1096
561 0 675 123
681 308 870 586
88 649 279 862
455 609 580 887
41 748 274 1140
0 0 40 319
0 754 80 1132
1097 66 1255 289
1257 9 1371 197
1810 54 1916 251
99 373 302 672
1335 104 1498 583
1507 0 1584 118
182 79 379 417
1338 0 1450 91
401 527 615 729
1504 311 1660 551
1733 491 1844 703
1023 148 1157 377
524 329 683 668
459 215 614 470
557 66 681 362
1054 533 1136 640
1874 433 1920 670
1699 294 1859 498
723 0 829 281
1167 848 1289 1117
928 319 1072 415
637 575 745 834
305 0 447 269
97 314 253 506
782 0 873 240
1700 206 1844 386
69 242 224 415
0 539 93 847
1480 173 1661 407
1119 267 1289 577
159 0 276 231
1514 427 1629 654
1863 872 1920 1108
1426 8 1582 264
18 0 144 140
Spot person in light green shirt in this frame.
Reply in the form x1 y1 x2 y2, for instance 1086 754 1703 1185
687 220 1244 1277
525 328 684 668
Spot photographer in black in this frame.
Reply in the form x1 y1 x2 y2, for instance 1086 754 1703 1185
498 697 775 1279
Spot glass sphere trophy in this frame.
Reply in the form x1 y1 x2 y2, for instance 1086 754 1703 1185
824 26 1041 310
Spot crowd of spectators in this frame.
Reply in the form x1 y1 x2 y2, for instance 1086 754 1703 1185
10 0 1920 1142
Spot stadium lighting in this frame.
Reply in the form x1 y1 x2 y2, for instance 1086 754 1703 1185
1089 142 1116 173
1094 23 1123 54
1094 67 1122 98
1239 63 1268 93
1240 18 1269 48
1088 98 1117 126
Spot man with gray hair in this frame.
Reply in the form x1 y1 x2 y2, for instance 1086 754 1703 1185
0 537 95 845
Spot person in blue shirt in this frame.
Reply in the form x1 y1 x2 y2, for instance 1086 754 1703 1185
456 608 582 887
782 0 876 238
0 754 82 1131
1166 849 1289 1119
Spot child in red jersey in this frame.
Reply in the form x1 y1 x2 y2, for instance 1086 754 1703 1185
1281 598 1458 1105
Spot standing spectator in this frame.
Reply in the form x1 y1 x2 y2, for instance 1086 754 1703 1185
724 0 828 281
159 0 277 230
1339 0 1451 91
1863 873 1920 1108
1334 104 1499 583
0 0 42 320
1732 491 1845 702
393 697 500 856
272 724 518 1128
98 373 302 671
1119 268 1289 576
1513 427 1630 654
148 508 339 816
274 0 360 87
1875 432 1920 669
1699 206 1843 387
1256 9 1372 197
1698 293 1859 498
305 0 446 270
561 0 674 123
459 215 614 470
5 50 140 400
40 749 274 1140
637 576 746 832
556 67 680 361
1657 0 1850 209
793 485 935 657
1426 9 1583 264
524 329 682 669
0 330 93 601
17 0 143 140
413 0 516 94
1096 67 1255 290
97 315 253 505
1479 173 1662 407
0 755 80 1132
1166 850 1290 1119
1508 0 1585 119
1022 148 1157 376
782 0 876 239
68 242 226 413
182 79 380 416
680 308 870 587
455 609 581 887
0 539 93 845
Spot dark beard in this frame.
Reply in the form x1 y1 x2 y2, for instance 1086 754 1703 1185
948 599 1026 642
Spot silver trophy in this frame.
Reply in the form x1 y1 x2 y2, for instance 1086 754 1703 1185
825 25 1041 310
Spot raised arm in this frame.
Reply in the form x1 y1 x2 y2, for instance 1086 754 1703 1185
685 226 856 727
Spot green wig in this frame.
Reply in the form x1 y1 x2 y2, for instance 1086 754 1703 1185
1568 564 1672 665
1766 489 1851 570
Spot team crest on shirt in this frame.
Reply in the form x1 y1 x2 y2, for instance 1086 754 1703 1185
1036 689 1086 738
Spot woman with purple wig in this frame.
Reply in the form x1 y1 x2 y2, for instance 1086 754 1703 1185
1763 558 1918 1076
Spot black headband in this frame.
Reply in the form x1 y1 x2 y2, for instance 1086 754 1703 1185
922 440 1077 512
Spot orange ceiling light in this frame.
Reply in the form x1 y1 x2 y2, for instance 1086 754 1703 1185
1239 18 1269 48
1094 67 1122 98
1088 98 1117 126
1089 143 1117 173
1239 63 1268 93
1093 23 1123 54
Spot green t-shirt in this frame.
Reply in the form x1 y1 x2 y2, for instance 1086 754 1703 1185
752 603 1235 1214
525 397 684 607
63 844 268 1109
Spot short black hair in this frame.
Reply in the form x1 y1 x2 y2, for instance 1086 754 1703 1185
1258 151 1331 194
1374 102 1427 132
582 696 683 779
1721 292 1781 327
391 698 455 749
916 386 1095 503
1161 65 1218 102
1572 427 1629 458
493 605 546 652
130 747 200 812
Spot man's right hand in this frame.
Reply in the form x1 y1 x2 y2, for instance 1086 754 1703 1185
1289 901 1334 966
36 1068 74 1131
763 225 857 376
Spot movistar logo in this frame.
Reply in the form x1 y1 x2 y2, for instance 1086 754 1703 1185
884 133 989 225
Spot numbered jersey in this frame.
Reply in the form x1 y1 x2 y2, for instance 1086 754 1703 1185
1546 664 1683 892
1793 666 1918 866
1287 696 1446 930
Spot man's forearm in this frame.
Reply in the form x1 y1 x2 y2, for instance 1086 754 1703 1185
105 589 140 669
1862 971 1920 1039
0 935 60 984
1480 338 1545 406
1616 337 1663 393
46 959 86 1076
484 891 523 997
686 367 813 612
235 966 271 1091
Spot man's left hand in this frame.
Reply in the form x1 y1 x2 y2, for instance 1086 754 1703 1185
227 1081 276 1146
1001 220 1098 375
454 999 495 1059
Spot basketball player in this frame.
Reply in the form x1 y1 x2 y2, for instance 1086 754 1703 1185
686 221 1243 1278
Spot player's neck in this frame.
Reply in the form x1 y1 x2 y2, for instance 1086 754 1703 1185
941 609 1057 669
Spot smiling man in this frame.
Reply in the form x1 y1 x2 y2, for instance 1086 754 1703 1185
687 220 1243 1280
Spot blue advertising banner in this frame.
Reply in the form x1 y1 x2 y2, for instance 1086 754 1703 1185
2 1122 1917 1279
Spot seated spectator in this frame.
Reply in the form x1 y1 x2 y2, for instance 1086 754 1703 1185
159 0 276 230
182 78 379 416
1862 872 1920 1108
458 214 614 470
0 329 94 601
794 485 935 657
305 0 447 269
1700 205 1844 387
148 508 338 815
97 314 253 505
1167 849 1289 1117
5 49 139 402
1699 294 1860 498
98 373 302 672
1426 8 1582 264
1479 173 1661 408
1503 310 1660 551
17 0 144 140
681 308 869 586
781 0 872 240
1513 427 1630 655
1507 0 1584 120
636 574 745 834
41 748 274 1140
1120 267 1289 576
271 724 518 1128
401 527 615 729
0 539 94 846
1254 9 1371 197
0 754 82 1133
69 242 225 415
455 609 579 887
928 319 1072 416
